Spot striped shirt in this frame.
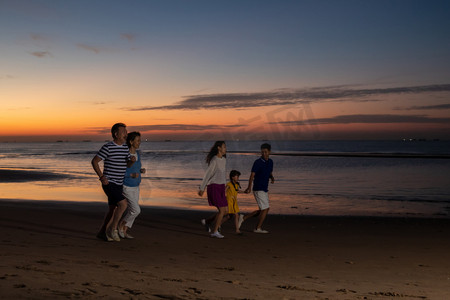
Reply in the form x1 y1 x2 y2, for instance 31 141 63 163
96 141 130 185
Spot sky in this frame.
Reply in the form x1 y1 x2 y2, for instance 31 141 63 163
1 0 450 142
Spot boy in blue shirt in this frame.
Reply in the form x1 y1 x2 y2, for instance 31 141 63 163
241 143 274 233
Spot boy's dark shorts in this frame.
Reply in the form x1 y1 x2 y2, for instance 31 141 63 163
102 182 124 206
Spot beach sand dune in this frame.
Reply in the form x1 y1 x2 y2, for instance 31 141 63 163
1 200 449 299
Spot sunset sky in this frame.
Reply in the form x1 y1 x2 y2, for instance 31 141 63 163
1 0 450 142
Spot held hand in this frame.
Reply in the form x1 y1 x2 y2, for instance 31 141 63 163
271 178 275 184
130 156 137 162
132 173 140 178
244 188 251 194
198 190 204 197
140 168 146 174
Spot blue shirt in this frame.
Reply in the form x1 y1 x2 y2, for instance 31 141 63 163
124 151 142 187
251 157 273 192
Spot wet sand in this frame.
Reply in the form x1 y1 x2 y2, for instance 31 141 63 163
1 199 449 299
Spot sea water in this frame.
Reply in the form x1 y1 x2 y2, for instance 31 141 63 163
1 140 449 218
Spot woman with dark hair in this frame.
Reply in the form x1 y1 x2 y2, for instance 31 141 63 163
118 131 146 239
198 141 228 238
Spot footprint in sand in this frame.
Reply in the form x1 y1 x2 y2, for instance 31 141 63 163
186 287 202 295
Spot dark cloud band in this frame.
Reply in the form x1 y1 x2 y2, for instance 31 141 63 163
125 84 450 111
274 114 450 125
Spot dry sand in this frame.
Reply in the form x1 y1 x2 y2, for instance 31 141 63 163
1 199 449 299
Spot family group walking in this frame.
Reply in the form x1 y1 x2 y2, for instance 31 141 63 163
92 123 274 241
198 141 274 238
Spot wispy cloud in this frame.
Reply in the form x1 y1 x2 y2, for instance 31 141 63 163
124 84 450 111
30 33 50 43
130 124 244 131
0 74 14 80
273 114 450 125
77 43 102 54
87 124 244 135
92 101 110 105
29 51 52 58
7 106 31 111
395 103 450 111
120 33 136 42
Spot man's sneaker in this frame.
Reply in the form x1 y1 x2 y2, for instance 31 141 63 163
201 219 211 233
118 228 125 239
111 229 121 241
125 233 134 239
210 231 224 239
253 228 269 234
104 230 114 242
238 214 244 229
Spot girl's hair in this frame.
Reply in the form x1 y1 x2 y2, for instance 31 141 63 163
206 141 225 165
229 170 241 181
126 131 141 148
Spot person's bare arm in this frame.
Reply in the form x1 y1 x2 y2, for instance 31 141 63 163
244 172 255 193
91 156 108 185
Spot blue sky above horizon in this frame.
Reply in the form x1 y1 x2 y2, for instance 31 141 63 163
1 0 450 141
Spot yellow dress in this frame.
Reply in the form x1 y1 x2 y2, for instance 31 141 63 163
226 181 240 214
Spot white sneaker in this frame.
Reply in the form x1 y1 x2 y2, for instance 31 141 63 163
118 228 125 239
111 229 121 241
238 214 244 229
104 230 114 242
210 231 224 239
253 228 269 234
125 233 134 239
201 219 211 232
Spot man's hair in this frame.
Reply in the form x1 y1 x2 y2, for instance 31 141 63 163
111 123 126 139
261 143 271 151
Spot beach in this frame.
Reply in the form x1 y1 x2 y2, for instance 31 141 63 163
1 200 449 299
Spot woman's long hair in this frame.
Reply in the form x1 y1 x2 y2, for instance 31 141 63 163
206 141 225 165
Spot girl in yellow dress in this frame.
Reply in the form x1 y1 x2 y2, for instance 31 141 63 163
225 170 244 234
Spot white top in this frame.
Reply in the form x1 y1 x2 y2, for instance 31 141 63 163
199 156 226 191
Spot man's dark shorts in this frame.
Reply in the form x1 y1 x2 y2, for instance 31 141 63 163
102 182 124 206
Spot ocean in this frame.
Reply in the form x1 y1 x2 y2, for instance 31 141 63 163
1 140 449 218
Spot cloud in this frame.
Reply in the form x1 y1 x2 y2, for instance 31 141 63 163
92 101 110 105
120 33 136 42
87 124 244 135
0 75 14 80
130 124 244 131
273 114 450 126
7 106 31 111
395 103 450 111
124 84 450 111
77 43 101 54
29 51 52 58
30 33 49 42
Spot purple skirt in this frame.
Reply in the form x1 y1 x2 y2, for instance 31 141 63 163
207 184 228 208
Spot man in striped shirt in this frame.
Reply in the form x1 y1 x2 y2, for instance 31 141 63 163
92 123 136 242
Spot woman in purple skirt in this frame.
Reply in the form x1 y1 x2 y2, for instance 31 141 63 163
198 141 228 238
